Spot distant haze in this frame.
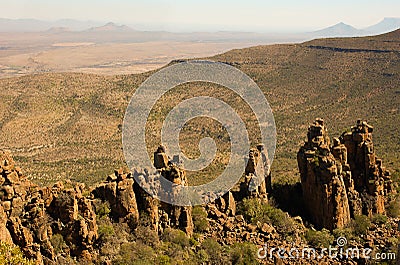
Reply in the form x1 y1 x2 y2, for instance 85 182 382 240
1 0 399 32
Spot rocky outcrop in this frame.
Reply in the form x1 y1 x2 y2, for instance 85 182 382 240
204 143 272 220
240 144 272 201
92 143 271 239
0 150 99 264
92 168 139 225
298 119 395 230
341 120 393 215
92 145 194 236
298 119 352 230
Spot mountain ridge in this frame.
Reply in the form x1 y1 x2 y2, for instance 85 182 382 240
365 17 400 34
0 17 399 37
85 22 135 32
311 22 370 37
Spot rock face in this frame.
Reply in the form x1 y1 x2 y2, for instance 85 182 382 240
0 150 99 264
298 119 395 230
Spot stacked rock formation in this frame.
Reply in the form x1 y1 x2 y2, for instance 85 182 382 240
341 120 393 215
92 145 194 236
241 144 272 200
207 143 272 219
298 119 395 230
91 168 139 226
0 151 98 264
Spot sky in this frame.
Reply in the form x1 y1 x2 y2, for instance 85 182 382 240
1 0 400 32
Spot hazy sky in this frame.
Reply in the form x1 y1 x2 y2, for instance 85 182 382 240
1 0 399 32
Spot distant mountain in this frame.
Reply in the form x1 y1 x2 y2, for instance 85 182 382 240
364 17 400 34
0 18 103 32
44 27 71 34
86 22 135 32
311 22 369 37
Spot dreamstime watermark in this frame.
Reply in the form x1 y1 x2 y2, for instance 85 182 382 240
257 237 397 261
122 60 276 206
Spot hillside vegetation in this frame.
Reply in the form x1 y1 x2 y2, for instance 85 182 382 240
0 30 399 186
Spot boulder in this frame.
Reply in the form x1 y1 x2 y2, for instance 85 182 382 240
0 204 12 243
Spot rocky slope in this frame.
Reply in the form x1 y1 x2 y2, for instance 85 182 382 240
1 120 399 264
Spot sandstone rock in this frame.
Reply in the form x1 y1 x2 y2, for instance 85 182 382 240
154 145 169 169
179 206 193 237
2 200 11 212
77 198 98 245
260 222 276 234
93 181 117 207
10 197 24 217
2 185 14 200
92 147 193 237
39 187 54 208
299 119 394 230
235 215 245 224
241 144 272 200
298 119 351 230
49 189 79 223
340 120 394 215
207 204 224 219
224 220 235 231
224 191 236 216
116 178 139 223
8 217 34 247
0 204 12 243
13 182 29 199
106 173 117 182
247 223 257 232
6 171 20 185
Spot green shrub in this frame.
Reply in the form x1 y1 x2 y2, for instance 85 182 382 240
156 254 171 265
113 242 155 265
229 242 258 265
305 229 334 248
352 215 371 235
196 249 209 264
162 228 190 248
50 233 66 254
387 197 400 218
135 225 159 247
371 214 388 225
95 201 111 218
332 227 354 241
391 170 400 194
237 198 265 222
0 241 35 265
200 238 226 264
237 198 296 235
98 224 115 240
192 206 209 232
